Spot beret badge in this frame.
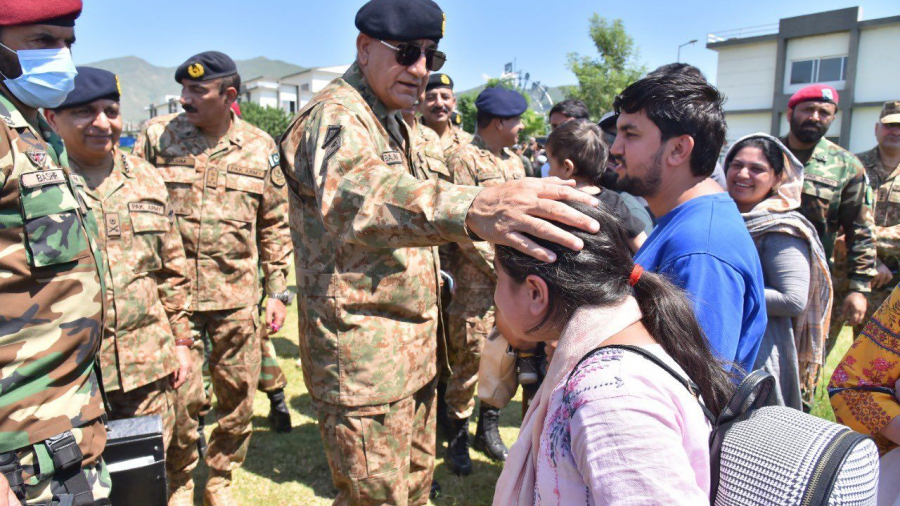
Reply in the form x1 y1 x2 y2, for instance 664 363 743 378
188 63 205 79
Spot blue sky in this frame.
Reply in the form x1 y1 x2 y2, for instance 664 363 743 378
73 0 897 91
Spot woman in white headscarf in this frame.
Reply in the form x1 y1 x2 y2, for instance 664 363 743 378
725 133 833 410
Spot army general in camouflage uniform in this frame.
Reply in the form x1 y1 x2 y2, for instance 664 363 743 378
852 101 900 333
442 87 528 475
45 67 194 460
134 51 291 506
0 3 113 504
781 84 877 355
279 1 601 504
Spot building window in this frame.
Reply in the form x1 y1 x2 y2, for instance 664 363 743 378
281 100 296 113
790 56 848 85
301 83 310 92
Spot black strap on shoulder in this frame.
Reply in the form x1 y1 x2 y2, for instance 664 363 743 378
0 451 26 502
567 344 716 424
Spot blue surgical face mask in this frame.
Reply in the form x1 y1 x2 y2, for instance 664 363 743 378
0 43 77 109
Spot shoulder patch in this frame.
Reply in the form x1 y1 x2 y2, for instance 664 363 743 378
321 125 342 171
268 153 280 168
271 166 286 187
25 149 48 168
382 151 403 165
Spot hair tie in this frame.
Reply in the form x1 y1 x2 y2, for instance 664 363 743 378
629 264 644 286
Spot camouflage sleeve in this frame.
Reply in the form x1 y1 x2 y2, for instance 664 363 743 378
875 224 900 264
301 104 481 248
840 158 877 292
132 123 153 161
258 142 291 296
447 151 496 280
155 203 192 340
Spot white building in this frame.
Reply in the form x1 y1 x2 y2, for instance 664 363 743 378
707 7 900 152
146 95 181 119
241 64 350 115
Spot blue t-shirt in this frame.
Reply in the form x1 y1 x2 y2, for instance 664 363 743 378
634 193 766 375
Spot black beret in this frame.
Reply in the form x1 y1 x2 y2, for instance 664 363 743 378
426 73 453 92
598 111 617 132
355 0 445 43
475 87 527 117
175 51 237 83
56 66 120 110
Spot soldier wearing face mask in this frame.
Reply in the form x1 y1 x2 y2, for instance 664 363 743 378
0 1 113 505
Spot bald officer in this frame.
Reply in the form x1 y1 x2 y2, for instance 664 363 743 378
279 0 599 503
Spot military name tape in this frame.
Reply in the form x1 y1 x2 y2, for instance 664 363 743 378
21 169 66 188
128 202 166 215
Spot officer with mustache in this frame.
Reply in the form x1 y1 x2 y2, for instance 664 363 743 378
419 72 472 158
781 84 876 356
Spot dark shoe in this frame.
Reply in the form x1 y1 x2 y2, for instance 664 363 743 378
474 404 508 462
267 389 293 433
429 480 441 500
436 382 451 440
197 414 208 458
445 417 472 476
516 351 542 385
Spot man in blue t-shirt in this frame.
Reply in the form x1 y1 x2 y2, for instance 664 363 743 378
609 68 767 374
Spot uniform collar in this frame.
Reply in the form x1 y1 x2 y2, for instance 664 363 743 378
176 110 244 148
112 147 135 179
0 91 68 167
344 62 402 129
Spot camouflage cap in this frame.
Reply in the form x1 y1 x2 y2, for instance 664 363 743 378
880 101 900 125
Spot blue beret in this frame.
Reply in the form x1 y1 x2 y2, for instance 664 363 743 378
56 66 120 110
175 51 237 83
355 0 445 43
426 73 453 92
475 87 527 117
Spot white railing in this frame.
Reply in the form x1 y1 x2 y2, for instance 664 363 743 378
707 23 779 44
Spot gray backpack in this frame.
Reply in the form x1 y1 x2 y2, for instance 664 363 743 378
571 345 880 505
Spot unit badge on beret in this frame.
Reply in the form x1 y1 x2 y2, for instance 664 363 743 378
188 63 205 78
441 74 450 85
822 88 834 101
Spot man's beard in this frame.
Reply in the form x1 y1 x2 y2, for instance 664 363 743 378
791 114 830 144
614 146 664 198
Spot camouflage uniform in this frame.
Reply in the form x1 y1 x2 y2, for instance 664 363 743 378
443 135 524 420
425 118 472 160
258 329 287 393
134 112 291 481
786 136 877 351
280 63 481 506
0 94 111 502
73 148 192 452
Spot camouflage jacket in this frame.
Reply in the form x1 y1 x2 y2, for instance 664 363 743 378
445 135 525 292
134 112 291 311
0 94 107 456
279 63 481 407
422 118 473 160
788 136 877 292
75 149 191 392
858 146 900 270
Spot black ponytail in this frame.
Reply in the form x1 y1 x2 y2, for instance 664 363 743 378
495 201 734 416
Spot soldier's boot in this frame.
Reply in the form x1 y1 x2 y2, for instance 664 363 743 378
266 389 292 433
436 382 451 440
445 417 472 476
168 475 194 506
204 470 239 506
474 403 508 462
197 413 208 458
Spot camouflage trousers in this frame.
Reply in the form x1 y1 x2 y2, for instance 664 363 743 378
444 288 494 420
315 380 437 506
168 306 262 483
16 423 111 504
258 331 287 393
106 378 175 451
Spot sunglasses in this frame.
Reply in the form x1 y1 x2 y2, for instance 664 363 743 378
379 40 446 72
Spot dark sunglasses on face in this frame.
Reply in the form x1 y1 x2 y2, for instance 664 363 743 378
379 40 447 71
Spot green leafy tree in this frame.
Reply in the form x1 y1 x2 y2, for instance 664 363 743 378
457 94 477 134
520 109 547 141
240 101 293 141
565 15 646 120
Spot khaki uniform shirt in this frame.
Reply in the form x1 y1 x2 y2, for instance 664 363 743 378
76 149 191 392
279 63 481 407
858 146 900 271
445 135 525 292
0 94 107 461
788 136 877 292
134 113 291 311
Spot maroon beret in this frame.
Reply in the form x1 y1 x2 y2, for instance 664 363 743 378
0 0 82 27
788 84 839 110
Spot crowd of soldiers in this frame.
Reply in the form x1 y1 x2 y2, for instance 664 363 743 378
1 0 899 505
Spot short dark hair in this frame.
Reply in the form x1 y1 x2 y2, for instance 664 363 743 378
548 99 589 120
649 62 705 80
219 73 241 95
613 72 726 178
723 137 785 177
546 119 608 186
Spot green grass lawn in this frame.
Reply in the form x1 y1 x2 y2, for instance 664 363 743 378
187 275 857 505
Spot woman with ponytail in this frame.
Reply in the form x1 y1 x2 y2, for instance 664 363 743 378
492 201 733 506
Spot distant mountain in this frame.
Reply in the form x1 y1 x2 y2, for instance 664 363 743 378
83 56 306 125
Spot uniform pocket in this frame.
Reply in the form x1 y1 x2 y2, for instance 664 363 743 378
424 152 451 180
158 166 196 216
129 208 169 273
223 171 264 223
19 170 89 267
476 172 503 187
